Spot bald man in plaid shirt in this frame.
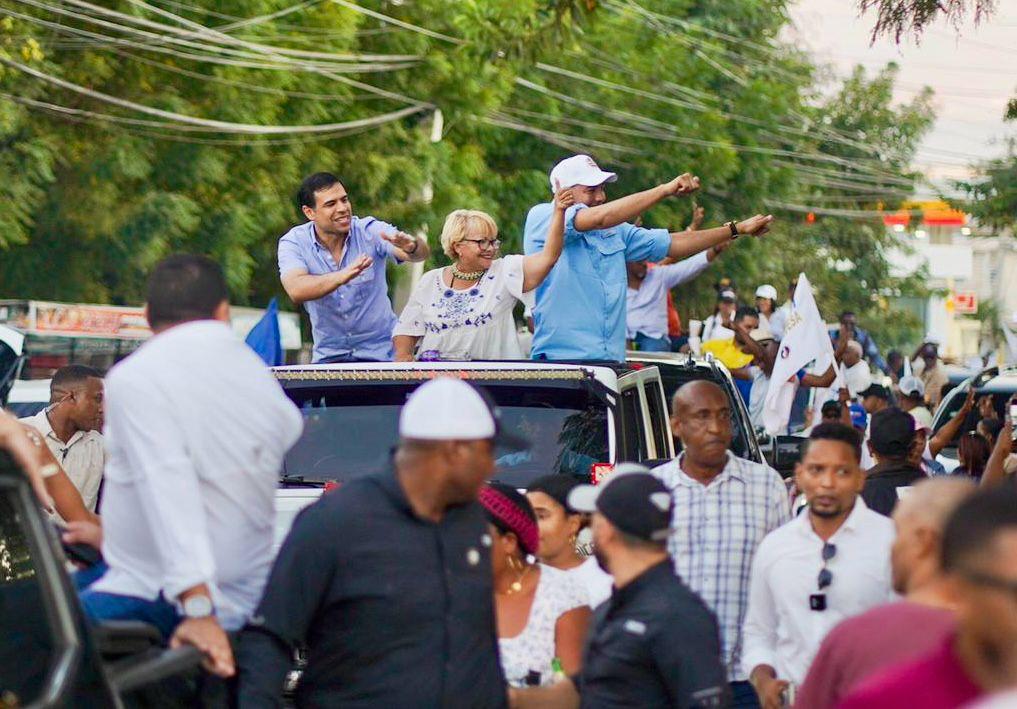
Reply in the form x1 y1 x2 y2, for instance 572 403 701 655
655 380 790 708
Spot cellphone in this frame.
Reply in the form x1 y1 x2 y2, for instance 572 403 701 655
1010 399 1017 442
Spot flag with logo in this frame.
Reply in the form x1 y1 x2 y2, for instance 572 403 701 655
763 273 836 435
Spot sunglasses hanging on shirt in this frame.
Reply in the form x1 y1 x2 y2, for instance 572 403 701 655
810 542 837 612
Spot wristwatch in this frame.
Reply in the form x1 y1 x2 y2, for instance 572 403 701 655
182 594 215 619
725 221 740 239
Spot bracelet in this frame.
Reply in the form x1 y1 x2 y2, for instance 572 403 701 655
726 221 740 239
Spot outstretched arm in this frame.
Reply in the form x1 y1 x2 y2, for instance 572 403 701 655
666 215 773 260
801 364 836 389
280 256 372 306
522 184 574 292
982 420 1013 488
573 174 699 232
929 389 975 458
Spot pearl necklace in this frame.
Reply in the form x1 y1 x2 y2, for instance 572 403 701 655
451 264 486 281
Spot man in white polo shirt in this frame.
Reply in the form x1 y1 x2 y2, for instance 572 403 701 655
20 365 107 512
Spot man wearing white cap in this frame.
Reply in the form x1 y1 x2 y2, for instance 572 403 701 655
899 376 934 430
523 154 775 361
754 284 779 334
238 378 521 707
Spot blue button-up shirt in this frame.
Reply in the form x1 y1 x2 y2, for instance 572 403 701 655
278 217 400 362
523 202 671 361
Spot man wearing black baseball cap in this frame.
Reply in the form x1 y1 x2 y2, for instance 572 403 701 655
511 464 728 708
863 407 926 516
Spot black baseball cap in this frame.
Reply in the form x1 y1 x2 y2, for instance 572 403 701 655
869 407 916 457
821 400 842 417
859 383 891 401
568 464 673 542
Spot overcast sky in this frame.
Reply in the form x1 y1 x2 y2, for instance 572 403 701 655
788 0 1017 194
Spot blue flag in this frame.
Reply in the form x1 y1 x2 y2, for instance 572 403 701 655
245 298 283 366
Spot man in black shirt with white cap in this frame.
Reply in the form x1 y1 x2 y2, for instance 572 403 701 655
237 377 523 707
511 464 728 709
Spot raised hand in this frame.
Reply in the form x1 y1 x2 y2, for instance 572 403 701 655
380 231 419 253
337 254 372 286
689 204 705 230
736 214 775 237
666 173 700 196
553 180 575 212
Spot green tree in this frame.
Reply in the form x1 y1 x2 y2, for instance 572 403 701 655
0 0 933 350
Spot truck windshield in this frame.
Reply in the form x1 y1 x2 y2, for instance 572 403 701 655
282 382 609 486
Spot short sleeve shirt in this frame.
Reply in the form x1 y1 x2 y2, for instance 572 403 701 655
577 561 728 708
393 255 528 360
277 218 400 362
523 202 670 361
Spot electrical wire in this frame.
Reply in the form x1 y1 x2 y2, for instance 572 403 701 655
0 55 428 134
326 0 465 45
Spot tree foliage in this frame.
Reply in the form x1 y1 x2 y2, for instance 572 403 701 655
955 139 1017 234
857 0 997 43
0 0 934 345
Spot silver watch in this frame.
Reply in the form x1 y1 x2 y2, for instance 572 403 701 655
182 594 215 618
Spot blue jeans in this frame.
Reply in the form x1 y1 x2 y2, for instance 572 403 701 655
77 562 181 640
632 332 671 352
730 680 761 708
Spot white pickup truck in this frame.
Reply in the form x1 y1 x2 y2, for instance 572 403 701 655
271 360 674 549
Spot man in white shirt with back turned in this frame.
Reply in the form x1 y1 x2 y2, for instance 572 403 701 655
80 254 303 678
743 422 895 708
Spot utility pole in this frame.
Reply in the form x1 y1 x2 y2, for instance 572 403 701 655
392 108 442 313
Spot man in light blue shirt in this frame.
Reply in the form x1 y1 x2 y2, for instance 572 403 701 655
278 172 430 362
523 155 774 361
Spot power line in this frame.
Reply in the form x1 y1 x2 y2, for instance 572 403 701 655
326 0 465 45
0 55 428 134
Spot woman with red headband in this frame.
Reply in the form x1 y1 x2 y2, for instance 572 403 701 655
479 482 591 688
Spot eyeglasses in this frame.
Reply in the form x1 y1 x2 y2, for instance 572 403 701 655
462 238 501 250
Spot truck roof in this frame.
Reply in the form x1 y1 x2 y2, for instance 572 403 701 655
272 360 623 390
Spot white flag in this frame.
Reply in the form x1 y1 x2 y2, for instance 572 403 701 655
763 273 837 435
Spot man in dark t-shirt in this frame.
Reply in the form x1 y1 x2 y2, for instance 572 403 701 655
863 408 925 516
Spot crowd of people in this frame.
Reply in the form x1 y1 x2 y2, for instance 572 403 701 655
1 152 1016 709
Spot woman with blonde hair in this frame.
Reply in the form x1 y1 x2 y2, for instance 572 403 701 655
393 189 572 361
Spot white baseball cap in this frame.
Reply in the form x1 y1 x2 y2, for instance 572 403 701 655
899 375 925 399
549 154 617 192
755 284 778 300
399 377 527 449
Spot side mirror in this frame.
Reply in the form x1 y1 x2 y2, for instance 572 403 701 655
772 435 806 478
